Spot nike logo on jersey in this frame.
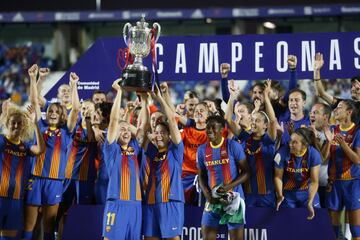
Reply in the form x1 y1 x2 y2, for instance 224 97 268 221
205 154 212 157
172 227 178 230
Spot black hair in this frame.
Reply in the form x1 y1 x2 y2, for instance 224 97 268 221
351 76 360 83
288 88 307 101
92 90 107 98
206 115 226 129
293 127 323 154
341 99 359 125
239 102 255 114
95 102 112 121
251 82 265 92
184 90 199 101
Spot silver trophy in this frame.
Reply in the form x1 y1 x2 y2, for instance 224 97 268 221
121 16 161 92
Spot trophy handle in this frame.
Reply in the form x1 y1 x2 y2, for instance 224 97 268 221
123 23 132 45
152 23 161 43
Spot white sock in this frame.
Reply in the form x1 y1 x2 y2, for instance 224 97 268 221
345 223 352 240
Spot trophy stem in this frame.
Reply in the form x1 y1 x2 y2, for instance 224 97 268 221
134 56 143 65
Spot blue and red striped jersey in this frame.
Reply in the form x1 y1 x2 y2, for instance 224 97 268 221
240 132 276 195
0 135 32 199
102 138 142 201
31 123 73 180
275 145 321 191
197 138 246 198
328 124 360 180
141 141 184 204
65 124 98 181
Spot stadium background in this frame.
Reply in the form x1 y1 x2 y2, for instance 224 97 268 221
0 1 359 239
1 0 360 106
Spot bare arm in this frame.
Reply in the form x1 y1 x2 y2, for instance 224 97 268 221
67 72 81 133
307 165 320 220
152 88 181 145
218 159 250 194
274 167 284 210
28 105 45 156
198 167 214 203
160 82 176 113
28 64 42 120
107 79 123 144
225 80 241 136
313 53 334 105
136 93 150 148
263 80 277 141
308 165 320 205
337 135 360 164
37 68 50 108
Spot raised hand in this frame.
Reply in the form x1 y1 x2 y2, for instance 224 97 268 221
220 63 230 78
28 64 39 80
207 101 217 114
126 101 136 112
26 105 38 124
39 68 50 78
111 78 122 92
287 55 297 70
160 82 169 94
314 52 324 71
254 99 261 112
228 79 239 96
324 125 334 142
176 104 186 115
69 72 80 86
263 79 272 97
277 122 285 134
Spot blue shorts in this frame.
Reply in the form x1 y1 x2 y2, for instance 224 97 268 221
326 179 360 211
142 201 184 238
102 199 141 240
0 198 23 236
282 190 321 208
62 179 95 205
245 193 276 208
201 202 244 230
94 179 108 205
25 176 63 206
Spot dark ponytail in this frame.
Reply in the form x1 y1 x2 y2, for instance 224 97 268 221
294 127 321 153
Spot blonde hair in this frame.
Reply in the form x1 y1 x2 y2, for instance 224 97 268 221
1 104 35 142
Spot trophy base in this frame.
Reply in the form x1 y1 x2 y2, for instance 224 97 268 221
121 69 152 92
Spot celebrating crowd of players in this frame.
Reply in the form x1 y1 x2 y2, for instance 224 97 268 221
0 53 359 240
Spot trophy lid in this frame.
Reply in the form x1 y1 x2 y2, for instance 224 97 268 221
136 15 149 29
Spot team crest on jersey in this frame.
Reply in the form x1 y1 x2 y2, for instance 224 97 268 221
121 146 135 156
154 152 167 162
19 145 25 151
106 226 111 232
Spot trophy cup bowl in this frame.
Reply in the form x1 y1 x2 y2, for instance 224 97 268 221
121 17 161 92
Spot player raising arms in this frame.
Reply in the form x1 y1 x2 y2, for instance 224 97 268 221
236 80 278 207
141 87 184 240
101 79 148 240
23 68 80 240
